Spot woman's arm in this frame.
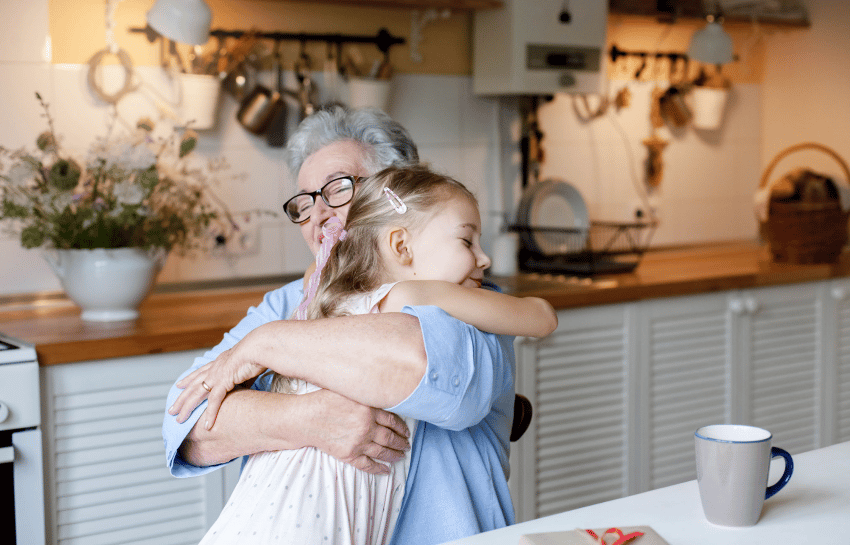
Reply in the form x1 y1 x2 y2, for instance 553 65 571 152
163 281 411 477
178 387 410 474
169 312 428 430
381 280 558 338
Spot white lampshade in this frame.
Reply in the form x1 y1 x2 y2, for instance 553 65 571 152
147 0 212 45
688 19 734 65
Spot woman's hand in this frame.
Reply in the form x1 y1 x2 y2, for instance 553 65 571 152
305 389 411 474
169 339 267 430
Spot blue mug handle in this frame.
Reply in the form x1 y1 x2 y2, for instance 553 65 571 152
765 447 794 500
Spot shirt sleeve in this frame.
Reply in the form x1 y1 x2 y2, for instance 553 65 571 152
162 279 304 477
388 304 516 431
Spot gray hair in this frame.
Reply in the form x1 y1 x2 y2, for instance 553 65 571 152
286 105 419 182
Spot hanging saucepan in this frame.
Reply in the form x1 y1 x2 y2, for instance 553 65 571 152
236 82 280 134
236 46 299 135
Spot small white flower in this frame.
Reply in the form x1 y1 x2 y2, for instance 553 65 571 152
124 143 157 171
5 187 32 209
7 162 37 188
113 180 144 205
52 191 75 211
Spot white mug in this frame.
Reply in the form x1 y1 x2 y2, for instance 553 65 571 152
694 424 793 527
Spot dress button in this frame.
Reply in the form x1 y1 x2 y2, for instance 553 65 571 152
452 377 460 386
430 372 439 381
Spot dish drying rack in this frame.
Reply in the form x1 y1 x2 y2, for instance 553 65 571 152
509 220 657 276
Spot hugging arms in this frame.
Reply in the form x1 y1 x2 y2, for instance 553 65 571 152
171 279 557 432
162 105 534 543
163 280 517 473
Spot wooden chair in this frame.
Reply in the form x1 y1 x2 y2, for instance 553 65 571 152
510 393 533 442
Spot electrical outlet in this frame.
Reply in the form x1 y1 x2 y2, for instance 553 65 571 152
632 196 661 223
212 214 261 257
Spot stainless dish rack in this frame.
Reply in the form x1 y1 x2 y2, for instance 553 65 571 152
510 220 657 275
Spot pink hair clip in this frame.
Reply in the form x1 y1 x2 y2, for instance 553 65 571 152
384 187 407 214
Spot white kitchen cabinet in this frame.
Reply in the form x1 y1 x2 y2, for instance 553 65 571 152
511 304 633 521
637 292 731 492
730 283 821 454
41 351 240 545
512 279 842 523
827 279 850 443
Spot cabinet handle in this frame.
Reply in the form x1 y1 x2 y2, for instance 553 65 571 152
832 286 847 300
745 297 760 314
729 299 746 315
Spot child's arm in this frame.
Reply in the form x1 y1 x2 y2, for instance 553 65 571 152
380 280 558 338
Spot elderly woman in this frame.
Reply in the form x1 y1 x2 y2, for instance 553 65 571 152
162 106 516 544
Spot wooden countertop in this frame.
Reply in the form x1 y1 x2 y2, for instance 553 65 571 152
3 241 850 367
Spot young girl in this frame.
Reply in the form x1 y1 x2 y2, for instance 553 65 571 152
184 165 557 544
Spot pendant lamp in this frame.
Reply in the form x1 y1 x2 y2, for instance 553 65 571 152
146 0 212 45
688 14 734 65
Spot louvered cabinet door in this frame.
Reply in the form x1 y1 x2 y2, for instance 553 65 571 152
829 280 850 443
638 292 731 492
41 351 232 545
736 283 821 454
512 305 630 523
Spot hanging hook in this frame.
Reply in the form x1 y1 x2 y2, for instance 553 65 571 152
559 0 572 23
634 53 647 79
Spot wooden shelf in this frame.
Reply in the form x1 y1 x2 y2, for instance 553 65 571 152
269 0 503 10
609 0 810 28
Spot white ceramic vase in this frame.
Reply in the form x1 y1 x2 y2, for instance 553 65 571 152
42 247 167 322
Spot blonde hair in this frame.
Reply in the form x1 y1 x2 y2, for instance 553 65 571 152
270 165 477 393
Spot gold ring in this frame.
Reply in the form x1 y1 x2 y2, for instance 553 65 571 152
202 381 212 392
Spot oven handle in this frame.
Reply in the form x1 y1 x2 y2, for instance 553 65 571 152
0 445 13 464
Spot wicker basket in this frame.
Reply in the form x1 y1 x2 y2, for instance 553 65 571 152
760 142 850 264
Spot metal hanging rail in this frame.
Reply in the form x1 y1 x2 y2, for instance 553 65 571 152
130 25 405 53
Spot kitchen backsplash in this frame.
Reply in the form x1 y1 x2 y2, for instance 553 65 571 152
0 2 762 296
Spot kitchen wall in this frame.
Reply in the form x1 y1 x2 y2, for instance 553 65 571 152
0 0 841 296
761 1 850 174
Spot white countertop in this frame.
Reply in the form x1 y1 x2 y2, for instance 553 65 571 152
443 441 850 544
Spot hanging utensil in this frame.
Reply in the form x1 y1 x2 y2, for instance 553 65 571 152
236 44 282 135
201 35 226 76
223 59 256 100
266 40 289 147
375 50 393 80
294 42 317 120
221 32 260 99
659 55 691 127
168 39 187 73
237 83 278 134
323 41 342 106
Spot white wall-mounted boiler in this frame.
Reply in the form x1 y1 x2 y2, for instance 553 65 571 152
473 0 608 96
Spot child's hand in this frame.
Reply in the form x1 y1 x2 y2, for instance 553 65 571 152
168 340 267 430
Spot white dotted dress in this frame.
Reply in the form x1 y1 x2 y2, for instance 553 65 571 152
199 284 415 545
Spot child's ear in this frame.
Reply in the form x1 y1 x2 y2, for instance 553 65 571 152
387 227 413 265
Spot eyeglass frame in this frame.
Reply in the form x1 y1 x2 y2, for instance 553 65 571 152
282 175 363 224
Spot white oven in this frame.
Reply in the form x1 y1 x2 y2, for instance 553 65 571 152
0 333 45 545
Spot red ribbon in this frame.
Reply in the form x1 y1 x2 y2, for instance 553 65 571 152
585 527 645 545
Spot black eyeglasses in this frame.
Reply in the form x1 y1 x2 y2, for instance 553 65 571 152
282 175 363 223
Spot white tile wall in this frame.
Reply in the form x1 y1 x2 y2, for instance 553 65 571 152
0 0 50 63
0 1 762 296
